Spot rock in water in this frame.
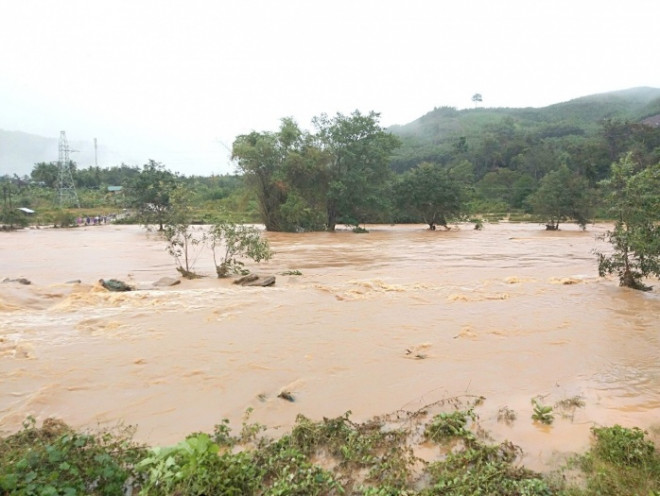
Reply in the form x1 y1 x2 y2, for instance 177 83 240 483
153 276 181 287
278 391 295 402
246 276 276 287
2 277 31 285
99 279 133 292
234 274 259 285
234 274 276 287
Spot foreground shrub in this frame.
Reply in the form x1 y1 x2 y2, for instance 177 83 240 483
137 433 259 495
0 416 145 495
568 425 660 495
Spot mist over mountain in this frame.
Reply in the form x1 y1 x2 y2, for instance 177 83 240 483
387 86 660 172
2 87 660 178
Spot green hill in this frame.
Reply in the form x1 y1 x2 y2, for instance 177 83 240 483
388 87 660 173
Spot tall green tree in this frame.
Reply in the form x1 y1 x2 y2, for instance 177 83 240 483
31 162 60 188
395 162 465 229
232 118 303 231
278 135 330 231
126 160 179 231
597 155 660 291
528 165 593 230
313 111 400 231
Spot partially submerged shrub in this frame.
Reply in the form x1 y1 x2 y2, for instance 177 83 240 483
425 409 475 443
531 398 554 425
209 222 272 278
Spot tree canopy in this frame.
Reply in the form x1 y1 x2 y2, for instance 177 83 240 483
395 162 466 229
126 160 179 231
233 111 400 232
528 165 593 230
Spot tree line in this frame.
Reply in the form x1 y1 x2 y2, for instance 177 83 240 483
1 108 659 290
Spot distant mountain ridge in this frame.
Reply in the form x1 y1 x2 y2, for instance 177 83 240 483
390 86 660 135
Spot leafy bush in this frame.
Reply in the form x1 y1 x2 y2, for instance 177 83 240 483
570 425 660 495
425 438 553 495
0 416 145 496
591 425 655 466
53 209 77 228
137 433 259 495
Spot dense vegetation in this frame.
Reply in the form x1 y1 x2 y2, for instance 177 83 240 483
2 400 660 495
3 88 660 228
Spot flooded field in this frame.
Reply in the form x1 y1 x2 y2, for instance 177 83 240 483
1 222 659 471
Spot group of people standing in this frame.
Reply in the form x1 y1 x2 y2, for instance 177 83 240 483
76 214 115 226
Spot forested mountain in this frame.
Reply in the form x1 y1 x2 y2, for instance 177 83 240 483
387 86 660 174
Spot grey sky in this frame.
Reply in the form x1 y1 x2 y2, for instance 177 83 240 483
1 0 657 176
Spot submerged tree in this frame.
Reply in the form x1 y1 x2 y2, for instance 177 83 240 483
233 112 400 232
163 187 206 278
313 111 400 231
597 155 660 290
232 119 303 232
395 162 465 229
528 165 593 230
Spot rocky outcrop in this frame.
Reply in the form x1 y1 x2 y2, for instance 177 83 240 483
153 277 181 287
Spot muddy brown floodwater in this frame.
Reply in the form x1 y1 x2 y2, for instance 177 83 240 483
1 222 659 471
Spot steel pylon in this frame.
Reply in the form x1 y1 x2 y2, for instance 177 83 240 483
57 131 80 208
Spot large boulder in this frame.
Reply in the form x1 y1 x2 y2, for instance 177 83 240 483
99 279 133 292
233 274 276 287
153 277 181 287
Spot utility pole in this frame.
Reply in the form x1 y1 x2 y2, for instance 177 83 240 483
57 131 80 208
94 137 98 167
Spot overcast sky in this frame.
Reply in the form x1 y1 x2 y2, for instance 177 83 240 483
1 0 658 176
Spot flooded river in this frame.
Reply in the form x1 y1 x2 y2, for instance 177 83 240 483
1 222 659 470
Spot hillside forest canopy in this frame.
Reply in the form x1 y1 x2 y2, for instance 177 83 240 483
2 87 660 288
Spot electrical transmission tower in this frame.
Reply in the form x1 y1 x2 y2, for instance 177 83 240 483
57 130 80 208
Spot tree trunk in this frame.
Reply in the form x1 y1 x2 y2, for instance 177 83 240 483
327 207 337 232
